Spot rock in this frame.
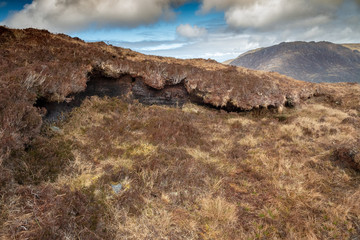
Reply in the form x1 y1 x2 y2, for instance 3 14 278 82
111 183 122 194
50 126 61 132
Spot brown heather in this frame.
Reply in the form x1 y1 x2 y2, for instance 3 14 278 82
0 27 359 239
1 97 359 239
0 26 320 161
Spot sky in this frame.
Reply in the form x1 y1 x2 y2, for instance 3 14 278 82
0 0 360 62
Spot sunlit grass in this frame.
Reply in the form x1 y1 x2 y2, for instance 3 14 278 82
2 96 359 239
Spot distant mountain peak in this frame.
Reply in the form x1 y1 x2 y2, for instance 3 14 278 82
230 41 360 83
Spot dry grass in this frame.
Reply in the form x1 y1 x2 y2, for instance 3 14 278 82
222 59 234 65
1 26 360 240
342 44 360 52
1 26 322 163
1 95 359 239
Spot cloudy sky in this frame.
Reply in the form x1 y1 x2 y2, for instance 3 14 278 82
1 0 360 62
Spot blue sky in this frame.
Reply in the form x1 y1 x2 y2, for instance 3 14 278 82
1 0 360 62
73 2 225 42
0 0 31 21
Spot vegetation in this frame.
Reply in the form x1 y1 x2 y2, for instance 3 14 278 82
1 26 360 239
1 26 319 162
1 95 359 239
342 44 360 52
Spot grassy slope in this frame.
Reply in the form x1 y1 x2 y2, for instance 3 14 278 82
222 59 234 65
1 27 360 239
342 44 360 52
1 27 319 163
1 94 359 239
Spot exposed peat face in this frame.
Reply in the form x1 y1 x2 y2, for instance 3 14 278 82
131 78 189 106
36 70 190 121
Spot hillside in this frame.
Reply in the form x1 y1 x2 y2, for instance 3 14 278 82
230 41 360 83
0 27 360 239
222 59 234 65
343 43 360 52
0 26 320 161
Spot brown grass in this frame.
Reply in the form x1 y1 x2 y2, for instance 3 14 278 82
0 26 322 162
1 26 360 239
342 43 360 52
1 95 359 239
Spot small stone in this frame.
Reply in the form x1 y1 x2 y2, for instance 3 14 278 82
111 183 122 194
50 126 61 132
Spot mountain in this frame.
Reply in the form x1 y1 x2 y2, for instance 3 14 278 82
222 59 234 65
229 41 360 83
0 27 360 239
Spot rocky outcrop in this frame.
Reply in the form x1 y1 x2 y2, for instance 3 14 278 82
230 41 360 83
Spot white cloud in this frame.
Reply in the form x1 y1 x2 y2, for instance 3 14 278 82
200 0 344 29
117 32 264 62
3 0 359 34
139 43 186 51
2 0 189 32
176 24 207 38
2 0 360 64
